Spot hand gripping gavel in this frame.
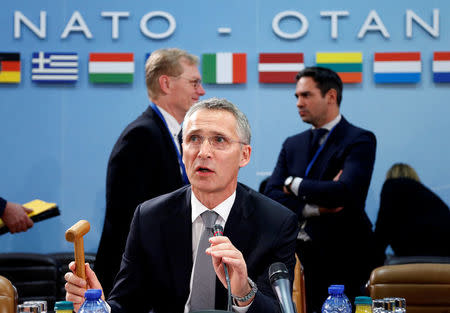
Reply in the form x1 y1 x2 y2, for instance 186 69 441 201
65 220 90 280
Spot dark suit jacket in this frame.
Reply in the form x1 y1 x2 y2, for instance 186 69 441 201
108 183 298 313
265 116 376 271
375 178 450 265
95 106 184 296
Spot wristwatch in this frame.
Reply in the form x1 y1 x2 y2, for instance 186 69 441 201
232 277 258 303
284 176 294 193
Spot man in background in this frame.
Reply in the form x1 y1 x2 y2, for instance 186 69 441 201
265 67 376 312
0 197 33 233
95 48 205 297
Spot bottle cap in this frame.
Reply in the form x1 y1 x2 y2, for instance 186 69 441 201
328 284 344 294
84 289 102 300
54 301 74 311
355 296 372 305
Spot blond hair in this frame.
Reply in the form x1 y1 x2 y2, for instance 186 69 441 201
386 163 420 182
145 48 199 99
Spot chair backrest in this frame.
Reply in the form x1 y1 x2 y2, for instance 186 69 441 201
0 253 58 309
0 275 17 313
368 263 450 313
292 255 306 313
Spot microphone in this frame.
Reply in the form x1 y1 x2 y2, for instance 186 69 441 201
213 224 232 312
269 262 297 313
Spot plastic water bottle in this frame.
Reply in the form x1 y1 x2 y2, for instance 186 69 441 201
321 284 352 313
355 296 373 313
78 289 108 313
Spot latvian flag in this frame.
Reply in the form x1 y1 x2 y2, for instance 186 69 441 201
202 53 246 84
32 52 78 83
433 52 450 83
89 53 134 83
0 53 20 83
316 52 363 83
258 53 304 83
374 52 421 83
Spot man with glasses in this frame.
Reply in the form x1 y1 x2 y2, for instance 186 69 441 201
65 98 298 313
95 48 206 297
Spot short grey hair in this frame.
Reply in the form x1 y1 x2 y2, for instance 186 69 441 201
183 97 251 145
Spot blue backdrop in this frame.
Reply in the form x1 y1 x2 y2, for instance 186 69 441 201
1 0 449 253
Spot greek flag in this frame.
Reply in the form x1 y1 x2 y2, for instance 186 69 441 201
32 52 78 83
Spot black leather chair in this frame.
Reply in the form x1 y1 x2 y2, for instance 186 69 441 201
0 253 58 309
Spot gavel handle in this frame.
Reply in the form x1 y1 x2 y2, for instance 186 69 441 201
74 238 86 280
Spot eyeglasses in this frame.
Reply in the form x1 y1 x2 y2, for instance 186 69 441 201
179 76 202 89
184 134 247 151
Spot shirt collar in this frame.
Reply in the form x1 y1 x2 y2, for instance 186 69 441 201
191 190 236 224
156 104 181 136
312 114 341 131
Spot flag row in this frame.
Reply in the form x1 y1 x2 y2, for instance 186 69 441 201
1 51 450 84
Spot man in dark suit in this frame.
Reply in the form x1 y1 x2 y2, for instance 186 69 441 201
265 67 376 313
65 98 298 313
95 48 206 297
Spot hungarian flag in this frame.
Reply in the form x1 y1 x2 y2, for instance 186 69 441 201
316 52 363 83
259 53 304 83
89 53 134 83
202 53 246 84
0 53 20 83
433 52 450 83
374 52 421 83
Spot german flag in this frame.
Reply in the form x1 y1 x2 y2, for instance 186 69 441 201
0 53 20 83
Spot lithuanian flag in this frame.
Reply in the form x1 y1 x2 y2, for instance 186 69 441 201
202 53 246 84
316 52 363 83
0 53 20 83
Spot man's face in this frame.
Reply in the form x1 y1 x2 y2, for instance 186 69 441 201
170 59 206 115
182 109 251 198
295 76 331 128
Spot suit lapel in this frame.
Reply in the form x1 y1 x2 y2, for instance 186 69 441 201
306 117 347 178
161 187 193 305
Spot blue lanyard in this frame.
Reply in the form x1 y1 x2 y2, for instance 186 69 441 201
151 103 189 185
304 125 337 177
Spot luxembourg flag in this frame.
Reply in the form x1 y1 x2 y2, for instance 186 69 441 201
433 52 450 83
258 53 304 83
374 52 421 83
202 53 246 84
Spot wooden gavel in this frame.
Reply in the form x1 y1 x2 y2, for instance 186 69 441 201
65 220 90 280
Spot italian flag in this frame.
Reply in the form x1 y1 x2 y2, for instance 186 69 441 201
89 53 134 83
202 53 246 84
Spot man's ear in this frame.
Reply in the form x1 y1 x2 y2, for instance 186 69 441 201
239 145 252 168
326 88 337 105
159 75 171 94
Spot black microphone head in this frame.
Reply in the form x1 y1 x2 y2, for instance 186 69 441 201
269 262 289 284
213 224 224 237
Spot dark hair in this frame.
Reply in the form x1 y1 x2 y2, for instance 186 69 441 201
296 67 343 106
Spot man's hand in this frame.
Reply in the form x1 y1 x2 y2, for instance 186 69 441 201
65 262 105 312
2 202 33 233
319 170 344 214
207 236 254 306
